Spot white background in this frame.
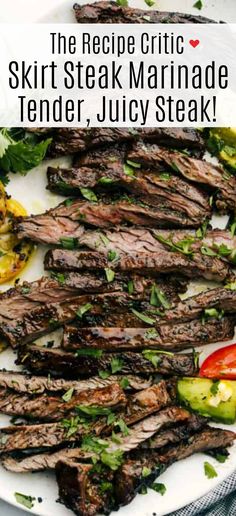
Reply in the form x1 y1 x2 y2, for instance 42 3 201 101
0 1 235 516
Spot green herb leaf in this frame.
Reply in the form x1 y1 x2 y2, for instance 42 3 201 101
201 246 217 257
76 405 113 418
214 452 229 463
115 418 130 436
111 357 124 374
76 303 93 318
193 0 203 10
107 412 116 425
53 272 65 285
123 164 136 178
150 285 170 309
140 485 148 495
81 435 109 454
111 431 122 444
159 173 171 181
14 493 36 510
107 250 118 262
61 416 81 437
142 466 152 477
116 0 128 5
144 328 159 339
126 160 141 168
142 15 151 21
142 349 173 367
225 282 236 291
127 280 134 294
98 176 115 184
60 237 78 249
100 449 124 471
105 268 115 282
76 348 103 358
0 133 51 174
100 234 110 246
150 483 167 495
99 370 111 379
144 0 155 6
230 219 236 237
119 377 130 389
62 387 74 402
80 187 97 202
131 309 156 325
204 461 218 479
100 481 113 493
155 234 194 256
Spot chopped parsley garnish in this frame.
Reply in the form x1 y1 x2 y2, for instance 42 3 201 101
115 418 130 436
62 387 74 402
127 280 134 294
170 161 180 173
131 309 156 325
116 0 128 6
98 177 115 184
123 163 136 178
144 328 159 339
60 237 78 249
142 466 152 477
105 268 115 282
230 219 236 237
14 493 36 510
99 370 111 379
126 160 141 168
81 435 124 470
100 234 110 246
119 377 130 389
225 281 236 291
155 234 195 257
150 483 167 495
150 285 170 309
100 481 113 493
159 173 171 181
100 449 124 471
76 405 114 418
111 357 124 374
142 349 173 367
53 272 65 285
202 308 224 322
204 461 218 479
111 431 122 444
61 416 81 437
76 303 93 318
21 286 31 294
201 245 217 257
193 0 203 10
76 349 103 358
107 249 118 262
80 187 97 202
196 220 209 238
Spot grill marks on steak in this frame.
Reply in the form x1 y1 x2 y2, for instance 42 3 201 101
73 1 215 24
48 127 205 157
17 345 197 378
0 371 154 395
0 381 171 453
62 317 235 352
45 249 231 283
128 142 236 212
47 161 210 228
0 273 184 346
0 382 126 422
55 427 235 516
1 409 205 473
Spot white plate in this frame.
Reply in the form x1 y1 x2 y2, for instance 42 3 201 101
0 1 236 516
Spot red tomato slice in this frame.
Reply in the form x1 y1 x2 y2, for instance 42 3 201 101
200 343 236 379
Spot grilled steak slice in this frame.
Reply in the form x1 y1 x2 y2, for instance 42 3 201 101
45 249 230 283
0 371 153 395
128 143 236 212
16 188 210 234
55 427 234 516
0 382 171 453
17 345 197 378
62 317 235 352
0 383 126 421
140 413 207 450
114 428 235 507
163 286 236 324
46 166 210 229
153 228 236 265
49 127 204 157
1 407 203 473
51 272 186 303
74 1 215 24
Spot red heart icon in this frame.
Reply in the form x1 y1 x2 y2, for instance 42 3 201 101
189 39 200 48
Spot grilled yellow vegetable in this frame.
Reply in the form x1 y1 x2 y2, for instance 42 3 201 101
0 193 33 283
